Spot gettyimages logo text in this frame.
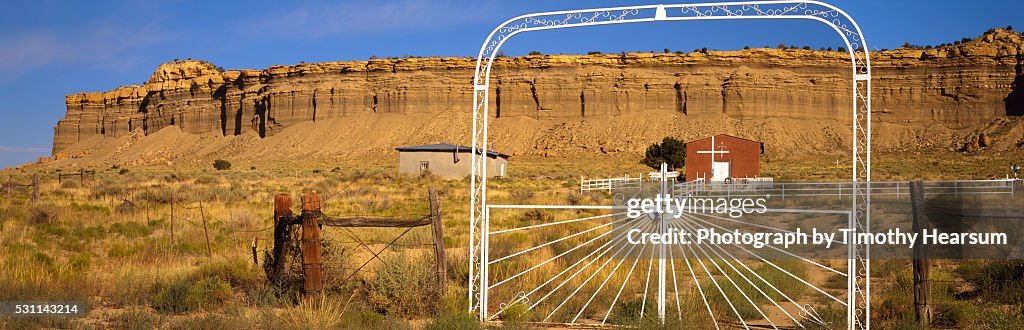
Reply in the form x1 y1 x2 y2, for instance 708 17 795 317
625 194 769 219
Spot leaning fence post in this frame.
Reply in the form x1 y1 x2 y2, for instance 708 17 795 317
909 181 933 326
429 187 448 295
32 173 39 205
199 201 212 257
300 192 323 296
270 194 293 283
170 196 175 247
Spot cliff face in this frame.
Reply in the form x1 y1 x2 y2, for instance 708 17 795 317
52 29 1024 162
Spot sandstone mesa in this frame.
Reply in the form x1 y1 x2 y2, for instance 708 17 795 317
49 29 1024 167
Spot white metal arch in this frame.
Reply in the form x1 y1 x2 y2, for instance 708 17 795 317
468 1 872 328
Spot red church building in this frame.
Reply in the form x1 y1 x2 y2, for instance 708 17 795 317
685 134 763 182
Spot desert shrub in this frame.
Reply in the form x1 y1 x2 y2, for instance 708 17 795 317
974 306 1024 329
368 252 439 316
112 308 164 329
163 173 180 182
28 203 59 225
68 253 90 270
958 260 1024 304
521 209 553 223
92 179 127 198
339 306 413 330
151 276 233 313
60 179 80 189
109 221 154 238
566 192 582 205
213 159 232 171
936 301 979 328
195 259 262 289
194 173 219 185
423 311 481 330
167 313 243 330
107 242 140 258
499 301 528 323
607 300 646 325
119 168 129 175
509 189 534 204
138 186 175 204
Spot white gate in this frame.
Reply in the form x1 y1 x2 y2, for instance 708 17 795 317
468 2 873 329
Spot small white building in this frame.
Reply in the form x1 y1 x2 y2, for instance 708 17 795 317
395 143 509 179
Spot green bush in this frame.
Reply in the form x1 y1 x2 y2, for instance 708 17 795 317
499 301 528 323
368 252 439 316
213 159 232 171
195 259 261 289
958 260 1024 304
151 276 233 313
423 311 481 330
641 136 686 171
606 300 646 325
937 301 979 328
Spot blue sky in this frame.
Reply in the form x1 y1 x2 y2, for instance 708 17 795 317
1 0 1022 168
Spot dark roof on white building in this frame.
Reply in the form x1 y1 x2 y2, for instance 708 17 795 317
395 143 509 158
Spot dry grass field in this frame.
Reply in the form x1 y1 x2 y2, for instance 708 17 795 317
1 152 1022 329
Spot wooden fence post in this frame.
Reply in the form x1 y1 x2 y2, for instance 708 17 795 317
32 173 39 205
270 194 293 283
170 197 175 246
5 175 11 199
251 237 259 266
199 201 212 257
301 192 323 296
909 180 933 327
80 169 85 185
429 187 447 295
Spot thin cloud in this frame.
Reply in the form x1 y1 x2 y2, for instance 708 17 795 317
241 0 500 39
0 20 170 84
0 146 49 154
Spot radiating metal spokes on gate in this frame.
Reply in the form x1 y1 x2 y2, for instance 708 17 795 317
482 166 859 328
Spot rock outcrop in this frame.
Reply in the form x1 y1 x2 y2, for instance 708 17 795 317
52 29 1024 162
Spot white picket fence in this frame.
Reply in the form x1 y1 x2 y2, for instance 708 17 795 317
579 175 642 192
